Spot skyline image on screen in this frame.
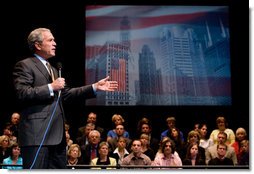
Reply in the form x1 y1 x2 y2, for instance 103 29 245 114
85 5 231 106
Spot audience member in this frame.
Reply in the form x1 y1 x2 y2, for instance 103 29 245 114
107 114 129 142
206 131 237 165
111 136 129 165
107 124 132 153
181 130 205 162
198 123 213 150
90 141 117 169
238 140 249 166
136 117 159 153
67 144 83 168
76 123 95 150
2 143 22 169
65 123 73 150
9 112 20 138
140 133 155 161
182 142 205 167
81 130 101 165
209 116 235 146
152 138 182 169
231 127 247 158
161 116 184 142
0 135 11 163
166 127 185 160
122 139 151 167
77 112 105 140
208 143 234 167
2 123 17 146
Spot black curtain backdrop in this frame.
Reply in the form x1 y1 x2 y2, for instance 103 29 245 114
0 0 249 141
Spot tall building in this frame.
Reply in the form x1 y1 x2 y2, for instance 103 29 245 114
138 45 158 105
91 16 132 106
160 26 211 105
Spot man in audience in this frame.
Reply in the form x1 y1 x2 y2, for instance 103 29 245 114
206 131 237 165
77 112 105 140
121 139 151 167
81 130 101 165
208 143 234 167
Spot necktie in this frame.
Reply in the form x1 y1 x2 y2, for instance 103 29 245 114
46 62 55 81
91 147 96 160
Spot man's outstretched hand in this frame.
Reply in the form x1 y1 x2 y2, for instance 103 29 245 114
94 76 118 92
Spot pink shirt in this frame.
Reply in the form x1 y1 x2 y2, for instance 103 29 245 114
152 153 182 169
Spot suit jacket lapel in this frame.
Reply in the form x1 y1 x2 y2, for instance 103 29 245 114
31 57 52 82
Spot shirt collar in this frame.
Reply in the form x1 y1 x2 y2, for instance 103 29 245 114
34 54 47 66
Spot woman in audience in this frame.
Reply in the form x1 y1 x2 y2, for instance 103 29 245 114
238 140 249 165
136 117 159 153
111 136 129 165
181 130 205 162
0 135 11 163
231 127 247 158
2 123 17 146
167 127 185 160
209 116 235 146
90 141 117 169
107 114 129 142
67 144 83 168
2 143 22 169
140 133 155 161
182 142 205 167
199 123 213 150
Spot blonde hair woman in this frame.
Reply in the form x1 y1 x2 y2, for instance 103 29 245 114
90 141 117 169
107 114 129 142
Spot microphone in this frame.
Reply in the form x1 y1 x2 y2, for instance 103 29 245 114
57 62 63 78
56 62 63 97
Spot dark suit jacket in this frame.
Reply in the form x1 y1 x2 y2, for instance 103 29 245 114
13 57 96 147
81 144 99 164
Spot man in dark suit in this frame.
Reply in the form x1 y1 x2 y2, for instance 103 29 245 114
13 28 118 169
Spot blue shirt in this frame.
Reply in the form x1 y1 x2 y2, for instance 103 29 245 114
2 156 23 170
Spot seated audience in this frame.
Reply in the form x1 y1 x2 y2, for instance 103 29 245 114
81 130 101 165
231 127 247 158
76 123 95 150
152 138 182 169
181 130 205 162
111 136 129 165
90 141 117 169
140 133 155 161
67 144 83 168
0 135 11 163
136 117 159 153
107 114 129 142
206 131 237 165
2 143 22 170
122 139 151 167
182 142 205 167
198 123 213 150
107 124 132 153
161 116 184 142
208 143 234 167
209 116 235 146
77 112 105 140
238 140 249 166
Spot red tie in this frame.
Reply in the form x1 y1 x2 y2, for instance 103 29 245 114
91 147 96 160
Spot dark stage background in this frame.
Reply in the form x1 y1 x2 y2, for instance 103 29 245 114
0 0 249 141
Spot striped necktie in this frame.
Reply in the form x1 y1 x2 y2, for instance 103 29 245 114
46 62 55 81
